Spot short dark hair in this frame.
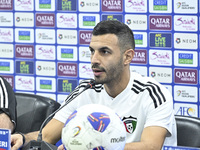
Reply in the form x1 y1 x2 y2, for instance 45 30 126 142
92 20 135 52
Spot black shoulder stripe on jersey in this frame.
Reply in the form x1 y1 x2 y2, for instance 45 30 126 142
147 81 166 103
0 77 8 108
132 80 166 108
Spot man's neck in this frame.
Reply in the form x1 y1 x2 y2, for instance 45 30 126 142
104 71 130 98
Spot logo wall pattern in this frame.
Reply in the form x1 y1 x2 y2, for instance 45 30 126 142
0 0 199 117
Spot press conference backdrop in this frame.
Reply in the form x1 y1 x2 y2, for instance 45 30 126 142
0 0 199 117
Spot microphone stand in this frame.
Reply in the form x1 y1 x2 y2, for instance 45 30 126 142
22 80 95 150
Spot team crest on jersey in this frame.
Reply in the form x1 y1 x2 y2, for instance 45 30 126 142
122 116 137 134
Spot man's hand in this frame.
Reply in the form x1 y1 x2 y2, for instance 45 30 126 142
57 144 65 150
11 134 24 150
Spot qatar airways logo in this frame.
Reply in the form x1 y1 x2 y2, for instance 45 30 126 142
102 0 122 11
36 13 55 27
79 31 92 45
174 69 197 84
0 0 12 10
57 63 77 77
15 45 34 58
131 50 147 64
150 15 171 30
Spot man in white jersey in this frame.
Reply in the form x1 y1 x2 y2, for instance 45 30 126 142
11 20 177 150
0 76 17 133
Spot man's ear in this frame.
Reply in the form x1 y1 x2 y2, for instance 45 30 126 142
124 49 134 65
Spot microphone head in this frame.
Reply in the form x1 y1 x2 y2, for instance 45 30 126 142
89 79 96 87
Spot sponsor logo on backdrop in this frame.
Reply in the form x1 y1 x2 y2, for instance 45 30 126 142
79 46 91 62
36 45 55 60
57 62 77 77
149 0 171 13
174 103 197 117
149 15 172 30
36 77 56 92
57 0 76 11
149 49 172 66
15 45 34 59
15 75 34 91
15 29 34 43
57 30 77 45
174 33 197 49
79 63 93 78
131 50 147 64
15 12 34 27
101 14 123 22
174 51 197 67
0 12 13 26
174 85 197 102
150 33 171 48
36 29 55 44
174 15 197 31
36 13 55 27
0 44 13 58
37 0 51 9
174 68 197 84
79 0 100 12
153 0 167 11
57 46 77 61
0 28 13 42
130 65 147 77
125 0 147 12
0 0 13 10
149 67 172 83
57 79 77 93
134 32 147 47
16 61 34 74
36 61 56 76
79 14 100 29
125 14 147 30
2 75 14 88
57 13 77 28
0 59 13 74
174 0 197 13
15 0 34 11
79 30 92 45
102 0 123 12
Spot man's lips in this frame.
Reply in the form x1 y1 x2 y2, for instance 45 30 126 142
92 69 104 76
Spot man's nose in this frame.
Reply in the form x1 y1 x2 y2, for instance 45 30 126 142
91 52 100 64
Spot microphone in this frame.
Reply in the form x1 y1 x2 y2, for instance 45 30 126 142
22 79 96 150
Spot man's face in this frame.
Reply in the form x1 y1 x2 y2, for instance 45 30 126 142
89 34 124 84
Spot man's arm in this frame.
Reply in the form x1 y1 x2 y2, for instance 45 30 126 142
124 126 167 150
11 118 64 150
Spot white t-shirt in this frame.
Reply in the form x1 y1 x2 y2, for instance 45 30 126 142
54 72 177 146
